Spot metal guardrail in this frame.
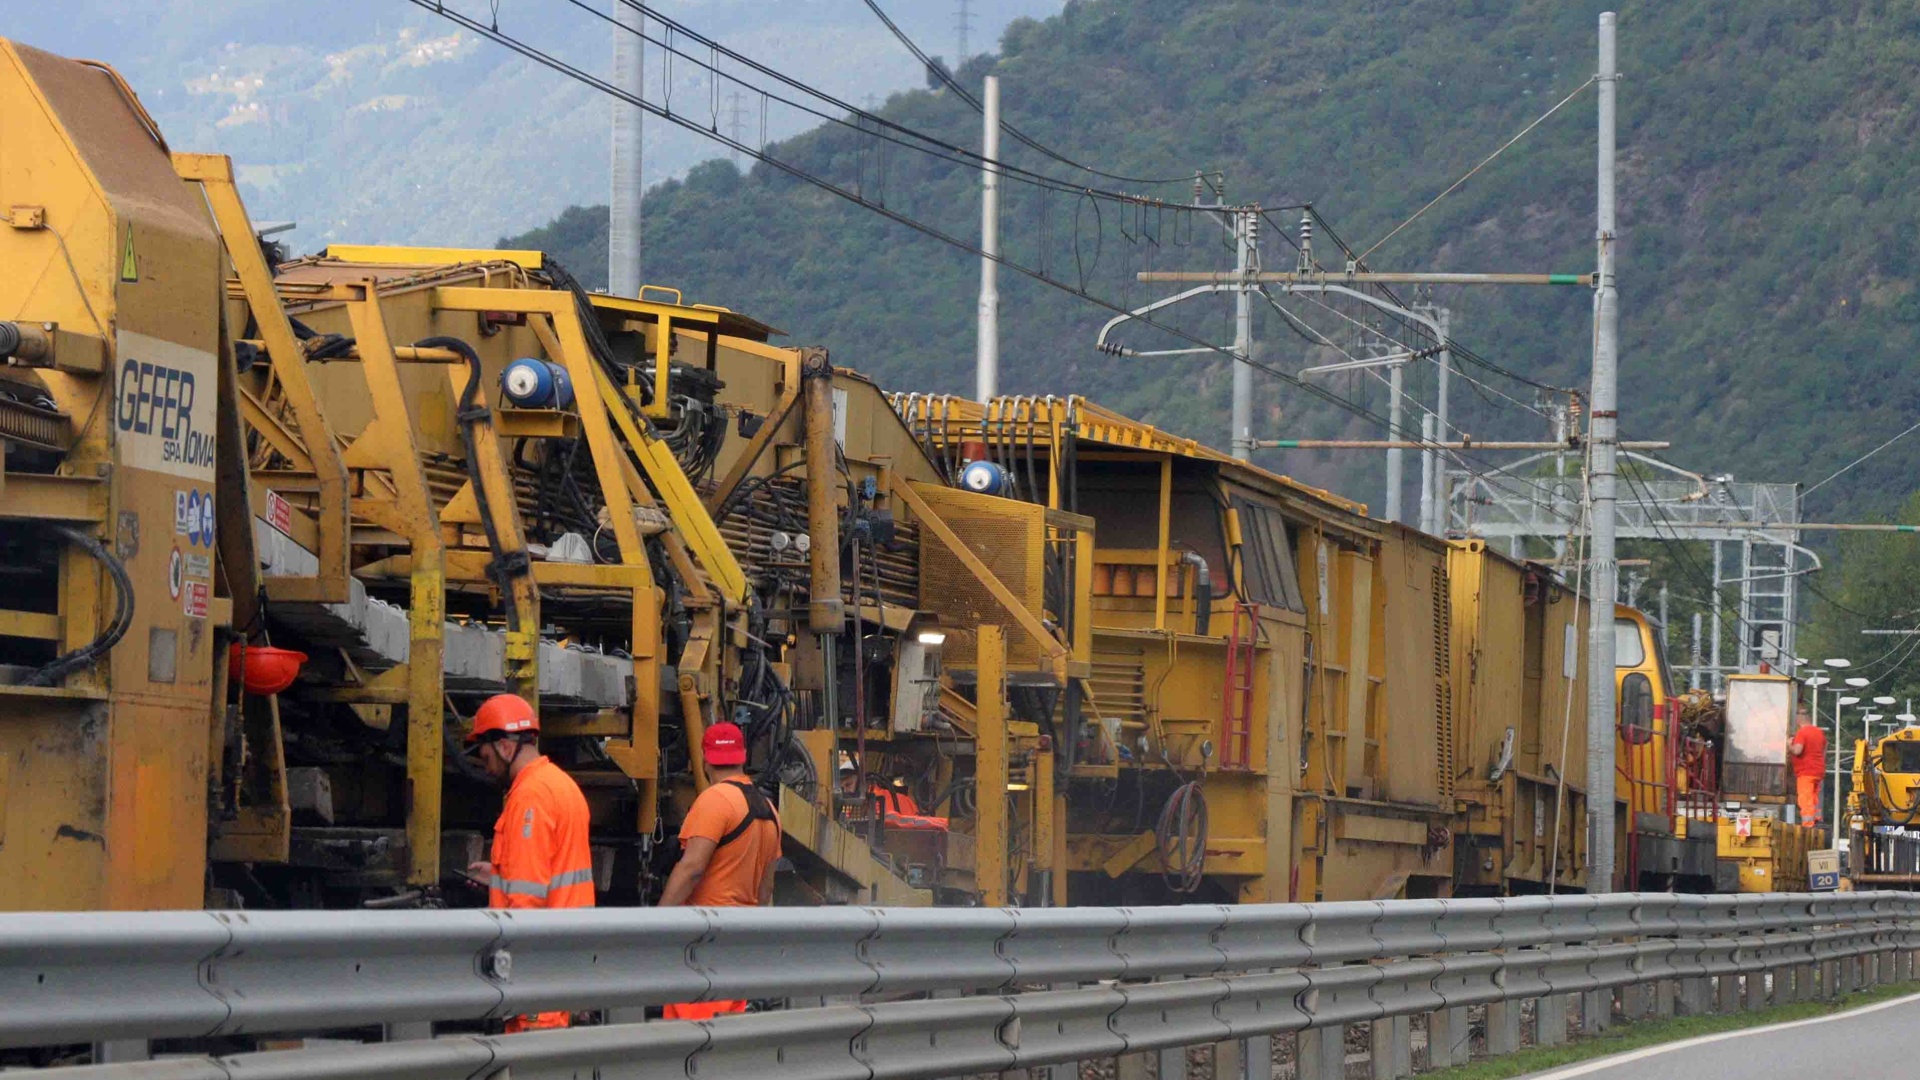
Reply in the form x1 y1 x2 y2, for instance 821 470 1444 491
6 893 1918 1080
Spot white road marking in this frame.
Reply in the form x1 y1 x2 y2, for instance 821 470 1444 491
1522 989 1920 1079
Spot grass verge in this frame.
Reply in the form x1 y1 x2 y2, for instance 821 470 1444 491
1417 979 1920 1080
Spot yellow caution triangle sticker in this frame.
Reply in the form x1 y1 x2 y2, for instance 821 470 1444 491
120 230 138 282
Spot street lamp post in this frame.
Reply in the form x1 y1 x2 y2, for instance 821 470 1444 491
1835 691 1862 831
1821 658 1854 832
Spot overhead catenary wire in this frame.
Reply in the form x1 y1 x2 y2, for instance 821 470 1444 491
1802 416 1920 500
1357 76 1598 264
556 0 1203 210
422 2 1590 528
856 0 1195 187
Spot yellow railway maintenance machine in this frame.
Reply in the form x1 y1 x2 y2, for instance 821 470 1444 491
891 396 1595 901
1848 725 1920 888
0 39 1608 912
0 41 233 909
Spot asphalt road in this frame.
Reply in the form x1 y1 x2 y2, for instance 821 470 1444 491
1519 991 1920 1080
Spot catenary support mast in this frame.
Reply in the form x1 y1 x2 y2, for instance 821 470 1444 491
609 1 645 296
1586 10 1621 891
977 75 1001 400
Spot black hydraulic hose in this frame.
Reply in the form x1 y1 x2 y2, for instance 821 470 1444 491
415 335 529 634
1156 780 1208 894
25 525 134 687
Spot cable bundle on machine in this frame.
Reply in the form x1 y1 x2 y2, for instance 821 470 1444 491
25 525 133 686
1156 779 1208 894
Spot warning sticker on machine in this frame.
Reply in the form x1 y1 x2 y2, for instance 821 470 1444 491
167 549 183 600
266 490 294 536
183 580 209 619
185 552 212 580
115 330 217 480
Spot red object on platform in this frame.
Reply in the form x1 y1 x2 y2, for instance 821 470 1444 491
228 643 308 695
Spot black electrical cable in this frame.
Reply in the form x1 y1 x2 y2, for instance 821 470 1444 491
1155 780 1208 894
416 334 531 634
25 526 134 687
856 0 1195 187
420 3 1578 521
569 0 1211 210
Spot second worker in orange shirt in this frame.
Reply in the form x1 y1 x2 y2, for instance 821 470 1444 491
658 720 781 1020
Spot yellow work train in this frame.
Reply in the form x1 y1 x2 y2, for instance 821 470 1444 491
0 40 1805 912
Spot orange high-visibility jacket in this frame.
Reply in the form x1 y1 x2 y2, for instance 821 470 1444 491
490 756 596 910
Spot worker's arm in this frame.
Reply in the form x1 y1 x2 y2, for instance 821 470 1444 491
658 837 716 907
1790 734 1806 758
758 858 776 907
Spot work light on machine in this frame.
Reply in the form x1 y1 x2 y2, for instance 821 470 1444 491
1826 658 1854 668
1846 677 1871 688
1875 696 1898 706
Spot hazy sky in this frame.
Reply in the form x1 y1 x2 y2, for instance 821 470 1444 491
6 0 1064 244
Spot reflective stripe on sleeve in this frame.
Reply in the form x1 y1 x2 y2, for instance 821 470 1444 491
548 868 595 890
491 875 550 898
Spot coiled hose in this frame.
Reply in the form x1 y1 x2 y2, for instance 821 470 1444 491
25 525 133 686
1156 781 1208 894
414 335 528 635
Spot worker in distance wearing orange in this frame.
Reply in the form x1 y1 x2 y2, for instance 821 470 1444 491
464 693 595 1032
658 721 780 1021
1788 702 1828 826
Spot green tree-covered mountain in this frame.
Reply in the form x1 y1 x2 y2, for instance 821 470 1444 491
503 0 1920 658
508 0 1920 524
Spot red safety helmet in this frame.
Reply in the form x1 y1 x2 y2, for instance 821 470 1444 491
702 721 747 766
466 693 538 748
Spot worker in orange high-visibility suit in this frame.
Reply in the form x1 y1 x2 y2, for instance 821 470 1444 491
1788 703 1828 826
658 721 781 1021
464 693 595 1032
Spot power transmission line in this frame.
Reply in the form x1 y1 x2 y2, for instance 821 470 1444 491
413 0 1586 526
858 0 1196 187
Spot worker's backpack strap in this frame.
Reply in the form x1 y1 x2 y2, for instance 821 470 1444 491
715 779 778 849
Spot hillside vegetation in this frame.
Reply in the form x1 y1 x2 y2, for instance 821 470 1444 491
507 0 1920 528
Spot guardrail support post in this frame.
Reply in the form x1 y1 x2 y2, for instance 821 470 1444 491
1653 980 1676 1018
1427 1006 1470 1066
1370 1015 1410 1078
1792 964 1814 1003
1715 973 1740 1013
1215 1038 1241 1080
1484 1001 1520 1056
1618 982 1650 1021
1822 959 1841 999
1839 955 1857 996
1117 1052 1150 1080
1159 1045 1185 1079
1579 990 1611 1034
1881 951 1898 986
1536 995 1568 1047
1901 951 1916 983
1676 977 1711 1015
1299 1025 1348 1080
1244 1036 1273 1080
1743 970 1768 1011
91 1040 149 1064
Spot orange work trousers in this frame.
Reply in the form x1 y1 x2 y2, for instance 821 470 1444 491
1795 773 1823 825
662 1000 748 1021
506 1011 569 1033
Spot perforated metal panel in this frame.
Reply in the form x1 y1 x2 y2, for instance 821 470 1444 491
1432 562 1454 802
912 485 1047 672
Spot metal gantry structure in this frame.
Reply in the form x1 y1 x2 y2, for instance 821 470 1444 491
1443 452 1811 693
